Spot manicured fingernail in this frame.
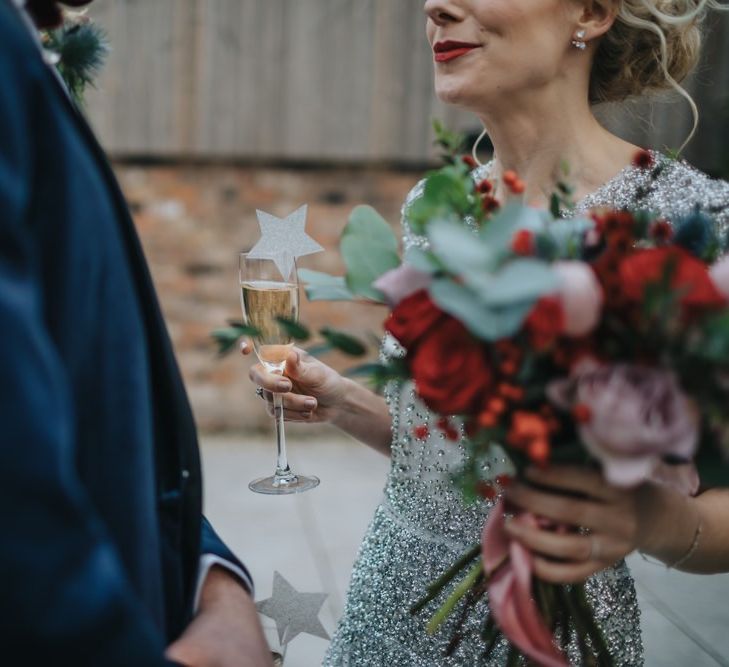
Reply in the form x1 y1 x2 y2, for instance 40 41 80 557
304 398 316 409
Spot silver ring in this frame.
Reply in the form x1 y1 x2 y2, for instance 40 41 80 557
255 386 265 399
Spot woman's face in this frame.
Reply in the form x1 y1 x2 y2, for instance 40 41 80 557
424 0 584 111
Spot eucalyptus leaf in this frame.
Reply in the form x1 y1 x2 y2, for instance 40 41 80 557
480 202 546 249
429 220 497 274
466 258 559 307
404 247 442 274
429 279 534 341
275 317 311 342
211 324 260 356
297 269 355 301
340 206 401 301
319 327 368 357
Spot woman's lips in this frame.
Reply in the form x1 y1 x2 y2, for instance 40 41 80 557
433 40 480 63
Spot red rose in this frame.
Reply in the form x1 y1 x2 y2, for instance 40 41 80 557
411 318 491 415
525 296 565 349
384 289 446 350
620 247 726 310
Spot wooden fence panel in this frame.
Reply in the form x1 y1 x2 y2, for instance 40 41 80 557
85 0 729 170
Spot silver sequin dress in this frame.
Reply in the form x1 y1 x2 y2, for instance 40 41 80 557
322 156 729 666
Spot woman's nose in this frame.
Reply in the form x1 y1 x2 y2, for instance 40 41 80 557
424 0 464 27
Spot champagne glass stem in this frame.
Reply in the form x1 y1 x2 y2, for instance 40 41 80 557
273 391 294 482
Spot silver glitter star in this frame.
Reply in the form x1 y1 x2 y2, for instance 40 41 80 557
248 205 324 279
256 571 330 645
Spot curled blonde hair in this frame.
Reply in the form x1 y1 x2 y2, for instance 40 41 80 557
590 0 727 149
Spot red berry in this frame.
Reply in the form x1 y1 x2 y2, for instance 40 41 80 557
572 403 592 424
650 220 673 242
437 416 451 431
462 155 478 169
476 481 497 500
482 196 500 213
632 149 654 170
511 229 534 256
495 474 513 488
509 179 526 195
445 427 460 441
528 438 551 466
477 179 493 194
478 410 499 428
413 424 430 440
503 170 518 186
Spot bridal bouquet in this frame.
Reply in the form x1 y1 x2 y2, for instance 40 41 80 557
284 129 729 665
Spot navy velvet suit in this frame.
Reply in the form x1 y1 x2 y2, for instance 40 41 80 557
0 3 249 664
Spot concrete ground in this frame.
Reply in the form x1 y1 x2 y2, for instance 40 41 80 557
201 434 729 667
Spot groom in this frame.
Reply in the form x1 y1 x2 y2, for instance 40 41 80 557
0 1 271 665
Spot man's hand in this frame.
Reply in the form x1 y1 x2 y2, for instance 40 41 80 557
166 566 274 667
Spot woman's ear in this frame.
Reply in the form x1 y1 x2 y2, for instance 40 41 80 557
576 0 620 41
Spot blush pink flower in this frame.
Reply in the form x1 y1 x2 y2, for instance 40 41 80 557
373 263 432 307
709 254 729 301
482 499 568 667
553 261 603 337
548 361 699 488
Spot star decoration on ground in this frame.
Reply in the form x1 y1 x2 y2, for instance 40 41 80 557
256 572 330 645
248 205 323 279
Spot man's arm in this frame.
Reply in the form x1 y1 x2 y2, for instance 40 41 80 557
0 18 175 665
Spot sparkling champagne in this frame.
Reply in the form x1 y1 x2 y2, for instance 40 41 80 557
240 280 299 368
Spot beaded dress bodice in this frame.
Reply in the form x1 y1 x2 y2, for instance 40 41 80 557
322 156 729 667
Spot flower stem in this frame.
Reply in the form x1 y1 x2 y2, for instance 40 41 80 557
426 561 484 635
411 543 481 615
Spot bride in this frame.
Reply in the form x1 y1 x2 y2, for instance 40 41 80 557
246 0 729 664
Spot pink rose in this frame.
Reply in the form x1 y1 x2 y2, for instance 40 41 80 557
373 263 432 307
553 261 603 337
710 254 729 301
548 361 699 488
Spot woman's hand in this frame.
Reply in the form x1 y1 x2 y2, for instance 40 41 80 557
502 465 668 583
243 342 347 424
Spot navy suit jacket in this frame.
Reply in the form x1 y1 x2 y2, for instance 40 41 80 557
0 3 249 664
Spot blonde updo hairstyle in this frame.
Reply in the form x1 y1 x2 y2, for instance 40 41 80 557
590 0 727 147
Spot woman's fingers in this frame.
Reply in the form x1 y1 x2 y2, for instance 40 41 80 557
248 364 292 393
532 557 603 584
506 482 597 529
505 519 593 562
524 465 620 502
257 388 317 413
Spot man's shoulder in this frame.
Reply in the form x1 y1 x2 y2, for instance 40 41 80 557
0 1 46 78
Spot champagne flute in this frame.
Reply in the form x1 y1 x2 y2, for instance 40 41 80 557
239 252 320 494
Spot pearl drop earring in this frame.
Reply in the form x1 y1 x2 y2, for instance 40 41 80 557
572 29 587 50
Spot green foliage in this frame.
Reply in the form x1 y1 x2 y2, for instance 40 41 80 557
44 20 109 106
432 119 466 161
211 321 261 356
340 206 400 302
318 327 368 357
275 317 311 342
297 269 355 301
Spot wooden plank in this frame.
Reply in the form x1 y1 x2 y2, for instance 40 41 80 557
84 1 729 168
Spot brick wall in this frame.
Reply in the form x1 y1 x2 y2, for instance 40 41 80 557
116 163 419 434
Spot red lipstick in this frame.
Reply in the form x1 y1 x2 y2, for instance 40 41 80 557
433 40 480 63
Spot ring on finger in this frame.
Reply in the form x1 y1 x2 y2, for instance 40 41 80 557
255 386 265 399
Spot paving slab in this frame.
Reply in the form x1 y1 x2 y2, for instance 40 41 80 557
201 434 729 666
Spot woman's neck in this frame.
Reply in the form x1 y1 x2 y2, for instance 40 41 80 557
477 90 639 208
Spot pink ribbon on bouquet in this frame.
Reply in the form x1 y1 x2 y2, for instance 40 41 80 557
482 499 568 667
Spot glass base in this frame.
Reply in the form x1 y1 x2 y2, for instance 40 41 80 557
248 474 320 495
